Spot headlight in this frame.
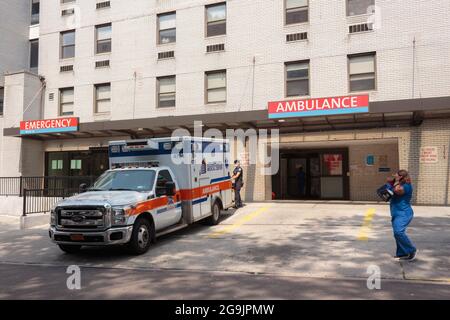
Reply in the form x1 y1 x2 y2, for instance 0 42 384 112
111 206 132 226
50 209 56 226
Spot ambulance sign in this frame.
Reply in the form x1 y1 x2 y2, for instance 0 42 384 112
268 95 369 119
20 117 79 135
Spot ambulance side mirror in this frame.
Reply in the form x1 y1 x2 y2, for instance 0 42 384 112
165 181 176 197
79 183 88 193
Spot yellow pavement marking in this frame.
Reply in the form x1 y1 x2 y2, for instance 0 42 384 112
357 208 376 241
207 205 272 238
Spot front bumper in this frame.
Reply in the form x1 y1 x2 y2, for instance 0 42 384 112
49 226 133 246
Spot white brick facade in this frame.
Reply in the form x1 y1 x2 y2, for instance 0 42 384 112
1 0 450 205
0 0 30 87
37 0 450 121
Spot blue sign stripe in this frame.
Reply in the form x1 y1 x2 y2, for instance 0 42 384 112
20 126 78 135
269 107 369 119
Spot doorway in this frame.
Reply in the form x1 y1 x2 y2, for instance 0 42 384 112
45 147 109 179
272 148 349 200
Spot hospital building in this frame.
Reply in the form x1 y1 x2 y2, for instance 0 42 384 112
1 0 450 205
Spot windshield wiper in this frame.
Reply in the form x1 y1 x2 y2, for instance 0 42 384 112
87 188 104 191
108 188 135 191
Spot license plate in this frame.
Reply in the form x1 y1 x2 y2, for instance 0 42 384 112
70 234 84 241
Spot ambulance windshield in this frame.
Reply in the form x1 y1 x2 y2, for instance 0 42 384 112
90 170 156 192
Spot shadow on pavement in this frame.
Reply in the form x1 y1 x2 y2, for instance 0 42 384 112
0 204 448 299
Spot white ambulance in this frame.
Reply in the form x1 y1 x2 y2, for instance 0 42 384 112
49 137 233 254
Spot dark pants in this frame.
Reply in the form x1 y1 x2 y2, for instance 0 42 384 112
298 182 305 197
234 183 243 207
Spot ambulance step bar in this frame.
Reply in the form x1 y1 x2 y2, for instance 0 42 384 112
156 221 189 238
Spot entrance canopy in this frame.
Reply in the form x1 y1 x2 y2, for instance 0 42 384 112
4 96 450 140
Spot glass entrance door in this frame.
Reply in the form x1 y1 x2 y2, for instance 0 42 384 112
274 148 349 200
320 153 345 199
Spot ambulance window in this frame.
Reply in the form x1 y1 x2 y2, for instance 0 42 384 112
156 170 174 196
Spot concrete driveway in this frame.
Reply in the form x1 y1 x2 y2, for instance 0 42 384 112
0 202 448 299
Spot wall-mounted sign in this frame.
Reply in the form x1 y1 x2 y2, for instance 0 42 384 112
366 154 375 166
420 147 439 164
20 117 79 135
379 167 391 173
323 154 343 176
268 95 369 119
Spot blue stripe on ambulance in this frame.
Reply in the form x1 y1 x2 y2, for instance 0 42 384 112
192 197 208 205
210 176 230 184
156 202 182 214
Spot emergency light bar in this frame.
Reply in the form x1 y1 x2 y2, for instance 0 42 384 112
111 161 159 169
122 139 159 152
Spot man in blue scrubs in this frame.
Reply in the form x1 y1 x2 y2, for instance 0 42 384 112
388 170 417 261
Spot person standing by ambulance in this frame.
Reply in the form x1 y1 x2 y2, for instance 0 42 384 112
389 170 418 261
231 160 244 208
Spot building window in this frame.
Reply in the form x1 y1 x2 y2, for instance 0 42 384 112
157 76 176 108
31 0 40 25
60 88 74 116
285 0 308 25
61 0 75 3
348 53 376 91
61 30 75 59
206 3 226 37
30 39 39 69
285 61 309 97
0 87 4 115
206 70 226 104
347 0 375 16
95 83 111 113
96 24 112 54
158 12 176 44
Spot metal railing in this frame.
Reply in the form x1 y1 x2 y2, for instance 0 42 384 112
22 188 79 216
0 176 96 197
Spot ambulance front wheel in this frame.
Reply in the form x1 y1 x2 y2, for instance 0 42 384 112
127 217 154 255
205 201 221 226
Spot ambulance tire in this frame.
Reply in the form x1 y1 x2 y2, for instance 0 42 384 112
204 201 221 226
127 217 154 255
58 244 82 254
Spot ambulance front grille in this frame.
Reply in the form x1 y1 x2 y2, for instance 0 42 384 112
56 206 106 230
